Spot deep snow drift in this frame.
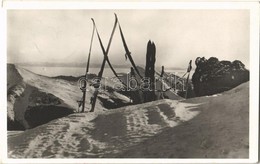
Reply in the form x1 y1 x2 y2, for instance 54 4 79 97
8 66 249 158
7 64 130 130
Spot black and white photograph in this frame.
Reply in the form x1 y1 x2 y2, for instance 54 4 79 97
1 1 259 163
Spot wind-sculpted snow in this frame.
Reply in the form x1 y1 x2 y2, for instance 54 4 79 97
16 66 130 112
7 65 131 130
7 64 249 158
8 99 200 158
120 82 249 158
7 65 81 130
16 67 83 111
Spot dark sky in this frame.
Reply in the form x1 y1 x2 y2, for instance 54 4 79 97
7 9 249 68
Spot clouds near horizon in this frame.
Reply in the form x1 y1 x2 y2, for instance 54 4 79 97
7 9 249 68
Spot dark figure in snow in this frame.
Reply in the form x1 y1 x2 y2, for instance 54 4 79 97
90 97 94 105
187 60 192 73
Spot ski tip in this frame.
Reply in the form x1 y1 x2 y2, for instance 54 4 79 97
91 18 95 24
114 13 118 21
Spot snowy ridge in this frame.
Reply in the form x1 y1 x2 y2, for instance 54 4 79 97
16 66 82 111
7 64 249 158
7 65 132 129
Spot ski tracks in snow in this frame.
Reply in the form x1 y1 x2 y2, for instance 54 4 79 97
8 100 200 158
9 113 101 158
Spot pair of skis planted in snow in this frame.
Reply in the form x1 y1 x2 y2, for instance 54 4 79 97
79 14 141 113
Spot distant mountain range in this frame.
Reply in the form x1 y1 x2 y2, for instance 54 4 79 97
13 62 131 68
11 62 185 70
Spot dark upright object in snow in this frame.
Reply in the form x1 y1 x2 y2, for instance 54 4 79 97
160 66 165 78
129 67 142 104
192 57 249 96
159 66 165 99
144 40 156 102
185 60 192 99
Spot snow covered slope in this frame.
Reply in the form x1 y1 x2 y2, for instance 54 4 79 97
7 64 130 129
122 82 249 158
8 82 249 158
7 64 80 129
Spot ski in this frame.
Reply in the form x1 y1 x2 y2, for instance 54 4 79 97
116 14 143 79
89 15 118 112
79 19 95 113
92 15 127 88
